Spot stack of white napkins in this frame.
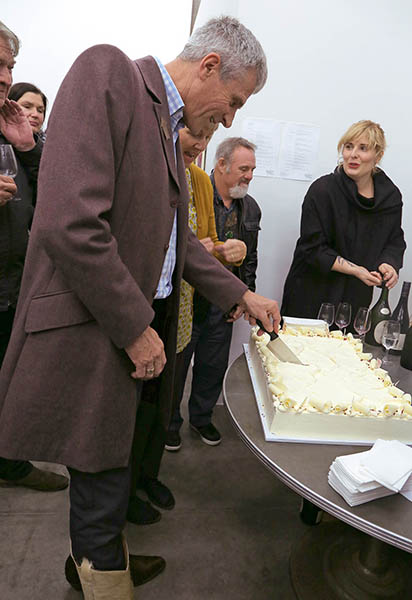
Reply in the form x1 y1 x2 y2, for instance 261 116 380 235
328 439 412 506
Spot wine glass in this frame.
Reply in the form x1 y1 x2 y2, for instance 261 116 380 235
381 320 400 364
353 307 371 342
0 144 20 201
335 302 352 335
317 302 335 330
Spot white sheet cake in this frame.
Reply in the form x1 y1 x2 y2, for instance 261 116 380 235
250 322 412 444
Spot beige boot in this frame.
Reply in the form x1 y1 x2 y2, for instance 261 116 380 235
74 538 133 600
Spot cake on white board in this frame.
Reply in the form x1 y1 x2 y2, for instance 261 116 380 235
247 318 412 445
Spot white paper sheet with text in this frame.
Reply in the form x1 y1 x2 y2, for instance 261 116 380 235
241 118 320 181
278 121 320 181
241 118 282 178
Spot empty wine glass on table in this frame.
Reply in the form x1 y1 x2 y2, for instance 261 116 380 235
317 302 335 330
353 307 371 342
381 320 400 364
335 302 352 335
0 144 20 201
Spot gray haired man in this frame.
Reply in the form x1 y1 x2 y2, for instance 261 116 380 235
167 137 260 449
0 16 278 599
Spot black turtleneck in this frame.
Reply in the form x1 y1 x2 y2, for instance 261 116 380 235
281 166 406 327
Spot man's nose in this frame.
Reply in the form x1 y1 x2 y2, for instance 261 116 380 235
0 65 11 84
194 140 206 152
222 107 237 128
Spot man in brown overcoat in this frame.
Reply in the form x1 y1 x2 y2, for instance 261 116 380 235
0 16 279 599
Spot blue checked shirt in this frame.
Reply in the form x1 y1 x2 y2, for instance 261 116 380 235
153 57 184 299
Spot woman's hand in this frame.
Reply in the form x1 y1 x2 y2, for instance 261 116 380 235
215 239 246 263
333 257 384 287
0 175 17 206
0 99 35 152
199 237 214 253
378 263 398 289
355 266 383 287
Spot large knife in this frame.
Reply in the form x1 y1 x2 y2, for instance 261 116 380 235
256 320 304 365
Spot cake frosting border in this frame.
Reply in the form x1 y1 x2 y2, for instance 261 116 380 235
244 337 412 446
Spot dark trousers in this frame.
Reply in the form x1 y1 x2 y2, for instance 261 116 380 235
0 307 32 480
69 465 131 571
68 300 169 569
129 298 169 495
169 303 233 431
129 379 166 497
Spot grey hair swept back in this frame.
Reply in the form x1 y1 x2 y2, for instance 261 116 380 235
214 137 257 167
179 15 267 93
0 21 20 57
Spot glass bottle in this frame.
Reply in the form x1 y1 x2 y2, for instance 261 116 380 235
400 319 412 370
365 284 391 346
391 281 411 354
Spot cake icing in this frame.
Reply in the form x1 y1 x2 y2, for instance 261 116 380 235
251 325 412 444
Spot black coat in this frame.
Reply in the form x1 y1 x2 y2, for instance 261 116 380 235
211 173 261 291
281 167 406 322
0 133 42 310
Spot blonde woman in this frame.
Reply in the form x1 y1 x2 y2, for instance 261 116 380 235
282 120 406 526
281 120 406 323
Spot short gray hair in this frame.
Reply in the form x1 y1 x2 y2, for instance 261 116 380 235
0 21 20 57
214 137 257 168
179 16 267 93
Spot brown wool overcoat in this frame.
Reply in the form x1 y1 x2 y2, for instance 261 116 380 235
0 46 247 472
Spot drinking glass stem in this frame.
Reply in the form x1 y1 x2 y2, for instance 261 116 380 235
11 178 21 202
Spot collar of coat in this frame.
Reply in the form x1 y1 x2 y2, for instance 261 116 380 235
333 166 402 214
134 55 182 191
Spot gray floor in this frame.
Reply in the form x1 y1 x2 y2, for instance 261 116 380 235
0 382 308 599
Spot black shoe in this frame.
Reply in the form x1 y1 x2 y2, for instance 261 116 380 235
9 466 69 492
165 430 182 452
190 422 222 446
65 553 166 590
127 495 161 525
140 476 175 510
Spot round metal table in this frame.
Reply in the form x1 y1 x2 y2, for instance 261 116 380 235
223 351 412 599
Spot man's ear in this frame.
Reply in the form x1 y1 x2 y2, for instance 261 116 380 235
216 157 227 174
199 53 221 80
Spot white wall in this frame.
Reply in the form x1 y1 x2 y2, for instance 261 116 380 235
196 0 412 361
2 0 192 120
3 0 412 362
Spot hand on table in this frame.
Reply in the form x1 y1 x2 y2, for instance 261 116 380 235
125 326 166 380
0 99 35 151
214 238 247 263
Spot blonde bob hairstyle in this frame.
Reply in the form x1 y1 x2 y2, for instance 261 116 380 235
337 120 386 171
